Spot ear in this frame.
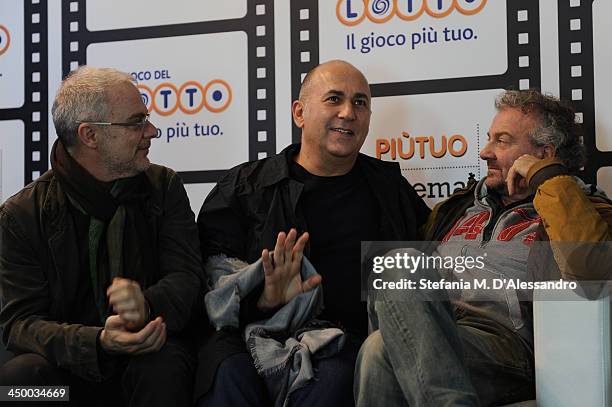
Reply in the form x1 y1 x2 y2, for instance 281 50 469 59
76 123 99 149
291 100 305 129
541 144 555 159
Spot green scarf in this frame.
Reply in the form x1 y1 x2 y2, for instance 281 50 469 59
50 140 153 323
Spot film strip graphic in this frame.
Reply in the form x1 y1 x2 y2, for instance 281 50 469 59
290 0 542 149
0 0 48 184
290 2 319 141
61 0 276 184
558 0 609 185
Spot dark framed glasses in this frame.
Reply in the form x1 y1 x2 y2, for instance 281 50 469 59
76 113 151 130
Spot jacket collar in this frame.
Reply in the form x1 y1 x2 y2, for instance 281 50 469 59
41 167 163 235
40 171 70 238
255 144 299 188
262 143 387 187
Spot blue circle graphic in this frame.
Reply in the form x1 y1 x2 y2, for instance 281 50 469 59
212 90 223 101
372 0 390 15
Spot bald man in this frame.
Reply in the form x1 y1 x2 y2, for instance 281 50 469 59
195 60 430 406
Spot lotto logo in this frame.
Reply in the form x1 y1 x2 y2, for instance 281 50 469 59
336 0 488 26
0 25 10 56
137 79 232 116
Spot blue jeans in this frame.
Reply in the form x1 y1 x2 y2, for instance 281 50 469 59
355 266 534 407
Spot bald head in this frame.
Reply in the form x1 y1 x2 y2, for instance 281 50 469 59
291 59 372 176
299 60 370 102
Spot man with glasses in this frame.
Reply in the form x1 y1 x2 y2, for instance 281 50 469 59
0 66 203 406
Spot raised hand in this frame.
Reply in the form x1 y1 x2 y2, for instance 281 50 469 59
257 228 322 309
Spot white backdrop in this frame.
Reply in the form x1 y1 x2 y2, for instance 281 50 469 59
0 0 610 214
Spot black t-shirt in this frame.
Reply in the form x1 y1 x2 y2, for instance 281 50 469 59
290 160 380 339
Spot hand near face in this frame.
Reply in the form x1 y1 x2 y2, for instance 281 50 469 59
99 315 166 355
506 154 541 197
257 229 322 310
107 278 149 331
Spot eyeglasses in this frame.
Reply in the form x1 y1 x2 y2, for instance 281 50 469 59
76 113 152 130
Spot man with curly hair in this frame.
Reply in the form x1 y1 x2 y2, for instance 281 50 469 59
355 89 612 406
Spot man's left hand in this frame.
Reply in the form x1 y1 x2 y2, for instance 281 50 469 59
107 278 149 331
506 154 541 197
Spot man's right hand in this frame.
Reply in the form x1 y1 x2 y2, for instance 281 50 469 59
99 315 166 355
257 228 322 310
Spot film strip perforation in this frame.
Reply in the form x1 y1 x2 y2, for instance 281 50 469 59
505 0 540 92
62 0 85 73
515 7 532 90
290 0 319 143
558 0 599 184
248 0 276 161
61 1 276 185
23 0 48 183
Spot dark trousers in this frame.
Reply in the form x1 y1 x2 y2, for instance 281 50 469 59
0 338 196 407
197 335 361 407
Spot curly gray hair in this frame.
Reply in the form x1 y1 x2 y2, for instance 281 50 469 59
495 89 585 171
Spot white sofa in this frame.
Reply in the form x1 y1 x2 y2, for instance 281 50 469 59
533 287 611 407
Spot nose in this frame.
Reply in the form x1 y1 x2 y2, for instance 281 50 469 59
338 101 355 121
143 119 157 139
479 141 494 161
